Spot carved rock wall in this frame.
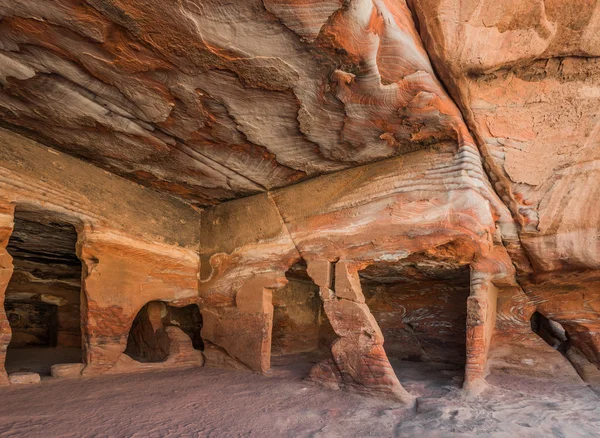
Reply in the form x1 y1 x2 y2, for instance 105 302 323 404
410 0 600 271
361 263 471 365
0 129 202 382
0 0 598 404
200 142 513 402
124 301 203 363
4 214 82 351
271 265 331 356
410 0 600 382
0 203 15 385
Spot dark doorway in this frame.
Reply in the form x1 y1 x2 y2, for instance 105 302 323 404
270 260 335 377
5 301 58 347
530 311 569 354
360 253 471 397
4 209 83 375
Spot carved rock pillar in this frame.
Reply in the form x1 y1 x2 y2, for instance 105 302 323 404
464 270 498 393
202 275 284 373
307 259 415 405
0 201 13 385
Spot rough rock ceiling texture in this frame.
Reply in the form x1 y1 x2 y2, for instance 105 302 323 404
0 0 474 207
6 212 81 283
1 0 600 401
0 0 599 270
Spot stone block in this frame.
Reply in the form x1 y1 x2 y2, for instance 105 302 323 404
9 372 41 385
51 363 84 379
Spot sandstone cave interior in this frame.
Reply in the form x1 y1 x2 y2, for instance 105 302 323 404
1 0 600 435
270 259 334 374
3 209 83 375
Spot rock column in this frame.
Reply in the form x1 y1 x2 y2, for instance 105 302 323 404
464 270 498 393
307 259 415 405
0 201 14 385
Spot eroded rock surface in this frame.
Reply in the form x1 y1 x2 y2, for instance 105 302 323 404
0 0 599 413
0 0 487 207
411 0 600 271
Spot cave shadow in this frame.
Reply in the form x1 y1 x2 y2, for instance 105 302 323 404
269 259 334 380
4 208 83 376
124 301 203 363
359 254 471 398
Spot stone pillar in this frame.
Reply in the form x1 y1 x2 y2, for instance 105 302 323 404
79 231 127 375
202 275 282 373
464 270 498 394
307 259 415 405
0 201 14 385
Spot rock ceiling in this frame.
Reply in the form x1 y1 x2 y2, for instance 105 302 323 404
0 0 599 276
0 0 481 207
1 0 600 402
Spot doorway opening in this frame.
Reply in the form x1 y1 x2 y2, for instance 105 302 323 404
270 259 335 377
124 301 203 363
4 209 83 375
360 253 471 397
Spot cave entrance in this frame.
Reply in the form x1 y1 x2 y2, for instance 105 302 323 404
530 312 569 354
124 301 203 363
270 259 334 377
359 254 471 397
4 209 83 376
529 311 600 384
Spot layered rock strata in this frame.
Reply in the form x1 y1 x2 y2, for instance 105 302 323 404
410 0 600 382
0 129 203 382
200 142 513 402
0 0 598 404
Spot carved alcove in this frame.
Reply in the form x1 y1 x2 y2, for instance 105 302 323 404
4 208 83 376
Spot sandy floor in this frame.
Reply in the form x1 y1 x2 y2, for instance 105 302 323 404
0 356 598 437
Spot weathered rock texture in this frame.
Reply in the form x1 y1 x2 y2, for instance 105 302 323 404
361 260 471 365
408 0 600 384
0 0 599 405
0 129 203 382
0 0 505 209
200 144 511 402
410 0 600 269
125 301 203 363
5 213 82 355
195 0 600 402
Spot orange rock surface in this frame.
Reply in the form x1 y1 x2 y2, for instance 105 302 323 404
0 0 598 405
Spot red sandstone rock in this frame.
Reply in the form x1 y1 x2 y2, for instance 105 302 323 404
203 342 251 372
107 327 204 375
0 0 598 409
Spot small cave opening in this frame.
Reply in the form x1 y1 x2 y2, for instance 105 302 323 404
270 259 335 375
530 311 570 354
124 301 203 363
359 253 471 397
4 209 83 376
